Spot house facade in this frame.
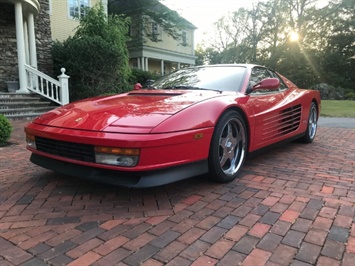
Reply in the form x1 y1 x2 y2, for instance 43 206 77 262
0 0 52 92
128 20 196 75
0 0 195 97
50 0 108 42
109 0 197 76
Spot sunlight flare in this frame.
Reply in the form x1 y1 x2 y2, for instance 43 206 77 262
290 32 299 42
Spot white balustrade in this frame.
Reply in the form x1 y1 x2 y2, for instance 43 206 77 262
24 64 70 105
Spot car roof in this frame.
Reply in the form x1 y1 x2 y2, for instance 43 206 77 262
193 64 263 69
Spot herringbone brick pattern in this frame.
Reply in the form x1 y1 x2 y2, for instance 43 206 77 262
0 120 354 265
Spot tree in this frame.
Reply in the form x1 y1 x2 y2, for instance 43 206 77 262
52 3 131 101
194 45 205 65
109 0 196 44
198 0 354 92
319 0 355 91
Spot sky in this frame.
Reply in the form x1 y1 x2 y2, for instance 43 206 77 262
161 0 254 46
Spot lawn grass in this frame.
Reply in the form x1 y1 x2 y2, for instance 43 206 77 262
320 100 355 118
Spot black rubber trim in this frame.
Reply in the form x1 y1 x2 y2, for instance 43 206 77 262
30 153 209 188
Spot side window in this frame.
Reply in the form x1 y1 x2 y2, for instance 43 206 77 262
249 67 272 87
249 67 273 94
268 70 288 91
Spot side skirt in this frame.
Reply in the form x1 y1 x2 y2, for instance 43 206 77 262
248 132 305 158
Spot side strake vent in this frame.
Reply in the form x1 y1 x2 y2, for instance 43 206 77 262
262 104 302 140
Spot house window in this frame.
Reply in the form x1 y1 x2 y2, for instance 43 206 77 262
152 21 158 36
127 24 134 37
68 0 89 18
182 31 187 46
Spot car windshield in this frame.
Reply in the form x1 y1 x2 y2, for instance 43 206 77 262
151 66 247 92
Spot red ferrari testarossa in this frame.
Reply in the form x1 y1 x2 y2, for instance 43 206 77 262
25 64 321 187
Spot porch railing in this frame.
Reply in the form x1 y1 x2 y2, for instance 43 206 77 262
25 64 69 105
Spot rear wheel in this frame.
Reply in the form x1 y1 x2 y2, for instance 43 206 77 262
208 111 247 183
300 102 318 143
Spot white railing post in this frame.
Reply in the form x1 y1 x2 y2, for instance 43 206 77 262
58 68 70 105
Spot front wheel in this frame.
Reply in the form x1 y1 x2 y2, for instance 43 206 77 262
300 102 318 143
208 111 248 183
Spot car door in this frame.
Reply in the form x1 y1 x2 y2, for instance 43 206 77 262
247 67 301 151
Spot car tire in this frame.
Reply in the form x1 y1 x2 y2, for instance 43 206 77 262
208 110 248 183
300 102 318 143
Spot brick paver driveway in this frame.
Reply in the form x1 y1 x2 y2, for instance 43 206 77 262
1 120 354 266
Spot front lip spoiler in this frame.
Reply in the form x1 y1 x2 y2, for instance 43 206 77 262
30 154 209 188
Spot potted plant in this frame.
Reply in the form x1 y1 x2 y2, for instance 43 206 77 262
5 81 19 92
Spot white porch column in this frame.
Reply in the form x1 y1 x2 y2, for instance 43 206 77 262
137 58 141 69
14 2 30 93
178 62 181 69
23 20 30 64
28 13 37 68
161 60 164 76
141 57 144 70
145 57 149 72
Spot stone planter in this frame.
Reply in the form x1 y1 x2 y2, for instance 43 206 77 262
5 81 19 92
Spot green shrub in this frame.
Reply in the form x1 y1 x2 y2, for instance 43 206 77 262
128 68 161 87
345 92 355 100
312 83 345 100
0 114 12 146
52 3 131 101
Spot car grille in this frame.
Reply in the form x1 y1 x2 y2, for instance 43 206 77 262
35 137 95 163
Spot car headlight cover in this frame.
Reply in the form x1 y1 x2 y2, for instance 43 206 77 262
26 133 37 149
94 146 140 167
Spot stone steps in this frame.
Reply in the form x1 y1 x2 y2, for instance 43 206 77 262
0 92 58 120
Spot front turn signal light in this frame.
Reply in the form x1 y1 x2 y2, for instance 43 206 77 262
26 133 36 149
94 146 140 167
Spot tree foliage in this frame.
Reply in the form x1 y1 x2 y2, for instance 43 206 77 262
128 68 160 87
196 0 355 96
109 0 195 44
52 3 131 101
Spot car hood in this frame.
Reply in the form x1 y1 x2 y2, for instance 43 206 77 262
32 90 224 132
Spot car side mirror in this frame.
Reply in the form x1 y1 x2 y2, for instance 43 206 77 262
252 78 280 91
134 83 143 90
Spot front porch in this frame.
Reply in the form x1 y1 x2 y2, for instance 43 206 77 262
0 0 69 113
129 46 196 76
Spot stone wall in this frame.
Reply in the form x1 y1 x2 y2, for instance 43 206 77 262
0 3 17 92
0 0 53 92
36 0 53 77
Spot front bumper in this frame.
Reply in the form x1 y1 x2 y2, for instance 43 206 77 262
30 153 208 188
25 122 213 172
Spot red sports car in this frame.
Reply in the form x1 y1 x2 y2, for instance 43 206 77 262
25 64 321 187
